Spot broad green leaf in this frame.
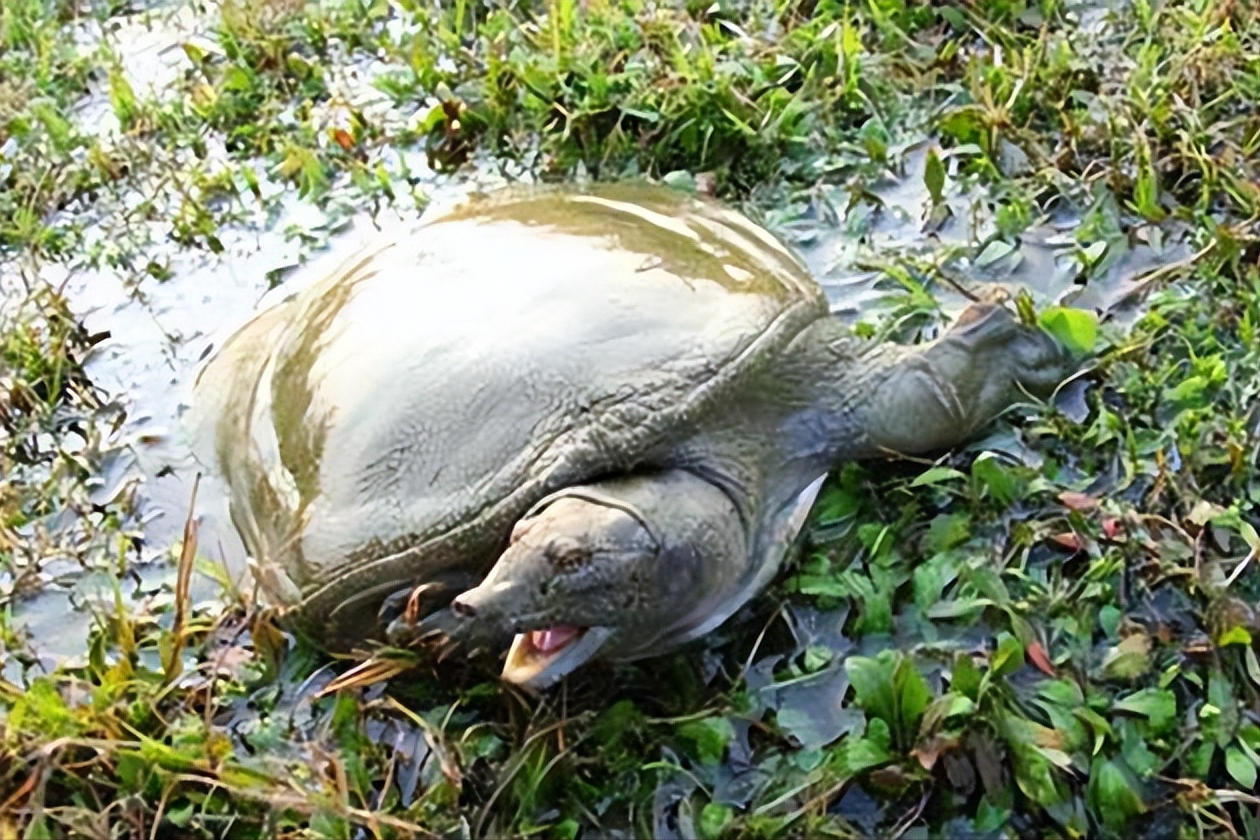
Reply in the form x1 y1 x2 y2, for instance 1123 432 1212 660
925 512 971 552
661 170 696 192
803 645 832 673
951 652 983 700
992 632 1025 678
919 692 976 736
1217 625 1253 647
834 718 894 776
793 575 849 598
1120 724 1161 776
26 816 54 840
698 803 733 840
913 551 962 612
1098 605 1122 639
1037 678 1084 708
1087 756 1146 831
894 656 932 740
1226 746 1258 789
1080 240 1108 266
1113 688 1177 732
927 596 994 619
1074 706 1114 755
847 654 897 726
974 800 1010 834
924 147 946 204
678 717 735 766
971 452 1025 505
811 481 862 523
1014 751 1066 809
1165 375 1208 404
1207 671 1241 746
911 466 966 487
1186 740 1216 778
1038 306 1098 355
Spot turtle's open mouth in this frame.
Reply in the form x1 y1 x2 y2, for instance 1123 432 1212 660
501 624 614 689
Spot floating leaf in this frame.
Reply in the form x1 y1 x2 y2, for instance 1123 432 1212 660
976 239 1017 267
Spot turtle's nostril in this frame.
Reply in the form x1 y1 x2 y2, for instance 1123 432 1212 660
450 597 478 618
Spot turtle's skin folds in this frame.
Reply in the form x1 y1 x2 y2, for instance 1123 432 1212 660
194 182 1072 689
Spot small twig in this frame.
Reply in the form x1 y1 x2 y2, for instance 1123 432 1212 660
149 780 177 840
0 758 45 816
164 474 201 683
317 657 410 698
1122 238 1218 301
736 600 787 686
1224 548 1257 588
889 787 933 840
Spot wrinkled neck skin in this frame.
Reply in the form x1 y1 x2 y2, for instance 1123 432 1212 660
679 305 1069 610
770 305 1070 471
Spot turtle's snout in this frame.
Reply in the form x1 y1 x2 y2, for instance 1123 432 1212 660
450 583 512 621
450 595 478 618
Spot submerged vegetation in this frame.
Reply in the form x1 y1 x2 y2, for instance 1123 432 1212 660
1 0 1259 837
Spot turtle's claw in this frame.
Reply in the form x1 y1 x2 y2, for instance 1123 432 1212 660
385 602 511 662
378 571 485 646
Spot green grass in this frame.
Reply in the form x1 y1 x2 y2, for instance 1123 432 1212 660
2 0 1260 837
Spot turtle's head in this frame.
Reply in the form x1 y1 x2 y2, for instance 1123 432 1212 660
446 473 749 691
449 493 666 690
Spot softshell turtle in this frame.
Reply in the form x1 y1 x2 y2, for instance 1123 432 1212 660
194 182 1070 690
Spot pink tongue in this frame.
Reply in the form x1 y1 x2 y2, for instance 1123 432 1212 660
529 625 580 654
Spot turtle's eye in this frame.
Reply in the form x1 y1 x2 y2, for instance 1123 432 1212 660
545 536 589 571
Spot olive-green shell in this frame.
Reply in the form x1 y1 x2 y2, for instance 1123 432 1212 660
193 182 827 649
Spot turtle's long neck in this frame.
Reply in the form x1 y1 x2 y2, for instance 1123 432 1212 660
767 315 919 470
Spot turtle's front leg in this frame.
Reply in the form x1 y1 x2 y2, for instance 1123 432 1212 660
864 303 1074 455
379 568 491 649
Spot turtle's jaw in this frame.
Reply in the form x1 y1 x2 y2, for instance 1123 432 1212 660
501 625 615 690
